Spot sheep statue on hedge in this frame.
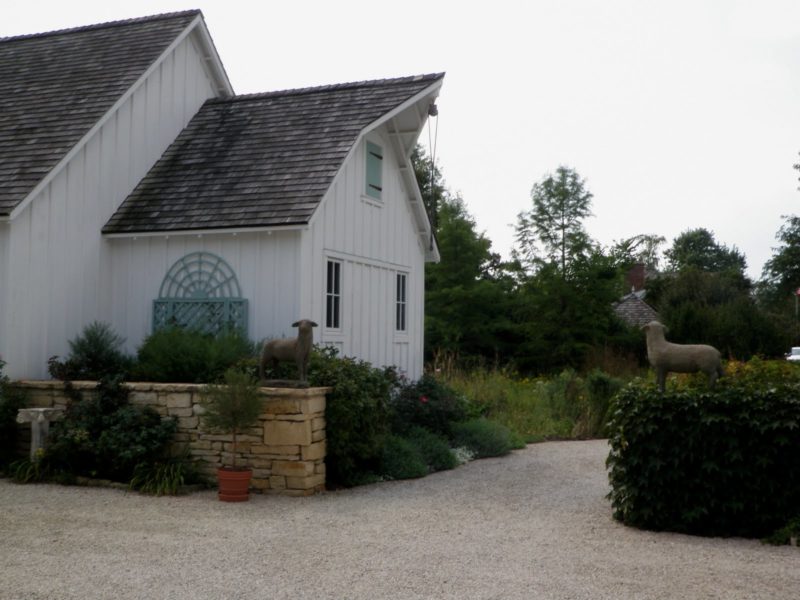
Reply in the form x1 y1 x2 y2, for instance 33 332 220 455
259 319 318 383
642 321 724 393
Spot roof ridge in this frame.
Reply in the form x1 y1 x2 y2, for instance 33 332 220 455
0 9 201 43
211 73 445 104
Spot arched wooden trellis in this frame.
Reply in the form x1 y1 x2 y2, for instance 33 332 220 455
152 252 248 335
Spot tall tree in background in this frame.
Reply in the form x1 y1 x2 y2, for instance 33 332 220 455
648 228 786 358
761 215 800 299
413 147 517 364
512 166 625 371
612 233 666 271
664 228 746 275
513 166 593 276
759 214 800 345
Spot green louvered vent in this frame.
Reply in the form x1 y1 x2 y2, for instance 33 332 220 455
366 141 383 199
153 252 248 335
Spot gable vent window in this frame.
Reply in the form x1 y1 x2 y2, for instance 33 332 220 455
365 141 383 200
326 260 342 329
396 272 407 332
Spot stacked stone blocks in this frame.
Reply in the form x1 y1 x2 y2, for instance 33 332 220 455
11 381 329 496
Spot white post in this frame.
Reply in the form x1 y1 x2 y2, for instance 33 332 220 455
16 408 64 460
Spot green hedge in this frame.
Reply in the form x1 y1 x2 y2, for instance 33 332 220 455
607 371 800 538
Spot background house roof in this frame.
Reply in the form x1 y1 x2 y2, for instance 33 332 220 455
102 73 444 234
613 293 660 329
0 10 202 217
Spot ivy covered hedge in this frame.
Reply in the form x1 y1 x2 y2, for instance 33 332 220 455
607 361 800 538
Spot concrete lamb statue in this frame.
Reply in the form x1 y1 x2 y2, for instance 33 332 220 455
259 319 318 383
642 320 724 393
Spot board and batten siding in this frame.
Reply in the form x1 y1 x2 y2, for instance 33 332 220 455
301 130 427 379
107 231 302 355
1 32 219 379
0 225 9 370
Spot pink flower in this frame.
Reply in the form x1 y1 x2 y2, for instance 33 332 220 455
420 395 429 404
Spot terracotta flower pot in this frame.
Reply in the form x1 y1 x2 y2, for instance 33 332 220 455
217 467 252 502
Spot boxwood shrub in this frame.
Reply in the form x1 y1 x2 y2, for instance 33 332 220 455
607 367 800 538
304 347 394 488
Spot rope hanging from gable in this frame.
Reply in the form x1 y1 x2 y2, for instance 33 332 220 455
427 102 439 252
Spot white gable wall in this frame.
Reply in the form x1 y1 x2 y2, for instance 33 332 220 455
0 225 8 371
2 32 219 379
300 128 427 379
107 230 302 355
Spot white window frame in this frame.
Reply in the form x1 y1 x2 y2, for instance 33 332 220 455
395 272 408 333
326 259 342 330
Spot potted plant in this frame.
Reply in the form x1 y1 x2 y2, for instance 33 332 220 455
201 368 263 502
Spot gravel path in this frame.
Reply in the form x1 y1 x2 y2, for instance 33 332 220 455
1 440 797 599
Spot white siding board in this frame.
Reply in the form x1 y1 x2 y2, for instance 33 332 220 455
107 231 301 355
0 226 8 368
2 34 221 378
310 129 427 378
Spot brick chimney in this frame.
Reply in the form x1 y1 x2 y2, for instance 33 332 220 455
625 263 646 293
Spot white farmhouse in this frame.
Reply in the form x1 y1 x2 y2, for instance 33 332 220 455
0 10 442 380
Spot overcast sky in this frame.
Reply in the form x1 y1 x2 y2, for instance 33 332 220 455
6 0 800 279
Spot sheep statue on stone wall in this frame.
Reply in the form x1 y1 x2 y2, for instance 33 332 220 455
259 319 318 383
642 320 724 393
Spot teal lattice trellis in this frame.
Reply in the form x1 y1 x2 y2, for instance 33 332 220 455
153 252 248 335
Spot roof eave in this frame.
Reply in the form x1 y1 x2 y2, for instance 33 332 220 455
103 223 307 239
307 77 444 262
193 14 234 97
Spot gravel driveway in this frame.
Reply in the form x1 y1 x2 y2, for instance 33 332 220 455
1 440 797 599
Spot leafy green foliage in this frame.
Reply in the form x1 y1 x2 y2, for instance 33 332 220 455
513 253 624 372
379 435 429 480
762 214 800 299
44 377 177 482
647 268 788 359
514 165 593 276
444 368 627 442
0 359 27 470
134 327 254 383
9 457 49 483
304 347 394 488
582 369 623 437
664 228 746 274
764 515 800 546
607 363 800 538
389 374 468 440
48 322 133 380
201 369 263 469
424 194 518 364
404 427 458 472
452 418 523 459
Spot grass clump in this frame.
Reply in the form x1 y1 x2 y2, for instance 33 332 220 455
405 426 458 472
380 435 428 480
452 418 523 459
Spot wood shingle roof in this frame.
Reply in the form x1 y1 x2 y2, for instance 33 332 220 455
613 292 660 328
102 74 444 234
0 10 201 216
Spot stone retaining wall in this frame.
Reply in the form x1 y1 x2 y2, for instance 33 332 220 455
11 381 330 496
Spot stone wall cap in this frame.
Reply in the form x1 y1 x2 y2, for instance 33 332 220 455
13 380 332 396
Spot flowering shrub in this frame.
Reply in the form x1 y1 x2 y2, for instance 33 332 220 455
389 374 468 440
